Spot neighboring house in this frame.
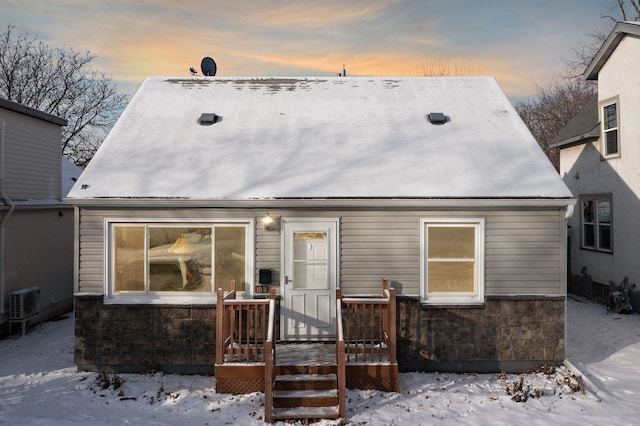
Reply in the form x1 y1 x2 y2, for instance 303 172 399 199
0 98 81 334
551 21 640 310
67 76 573 375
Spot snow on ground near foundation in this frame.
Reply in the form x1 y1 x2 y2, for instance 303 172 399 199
1 297 639 425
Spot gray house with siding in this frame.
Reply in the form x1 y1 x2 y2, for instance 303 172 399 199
1 98 80 334
67 76 574 374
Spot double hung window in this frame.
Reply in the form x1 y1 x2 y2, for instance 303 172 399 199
603 102 619 157
581 196 612 252
420 218 485 305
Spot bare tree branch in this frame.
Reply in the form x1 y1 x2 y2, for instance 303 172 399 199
0 25 127 167
515 79 596 171
618 0 628 20
611 0 640 21
418 58 479 77
517 1 640 170
631 0 640 18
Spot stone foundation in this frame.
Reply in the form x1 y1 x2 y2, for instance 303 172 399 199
396 296 565 373
74 295 216 374
74 294 565 374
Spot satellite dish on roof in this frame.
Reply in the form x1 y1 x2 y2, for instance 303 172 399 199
200 57 217 76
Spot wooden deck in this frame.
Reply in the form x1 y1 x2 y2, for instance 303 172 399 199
276 343 342 366
214 280 398 422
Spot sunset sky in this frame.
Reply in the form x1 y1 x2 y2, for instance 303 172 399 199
1 1 618 101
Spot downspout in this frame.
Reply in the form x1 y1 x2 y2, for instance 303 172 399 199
1 121 16 314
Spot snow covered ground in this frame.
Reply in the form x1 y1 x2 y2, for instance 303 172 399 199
0 296 638 425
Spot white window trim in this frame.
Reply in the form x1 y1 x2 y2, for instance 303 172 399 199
580 195 613 253
420 218 485 305
104 218 255 304
601 100 620 159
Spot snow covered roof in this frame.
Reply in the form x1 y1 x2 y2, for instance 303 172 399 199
66 76 572 203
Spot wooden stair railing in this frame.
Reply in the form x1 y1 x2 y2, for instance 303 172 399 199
336 289 347 419
268 289 342 422
264 288 277 423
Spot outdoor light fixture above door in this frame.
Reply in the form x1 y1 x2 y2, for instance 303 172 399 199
261 213 279 232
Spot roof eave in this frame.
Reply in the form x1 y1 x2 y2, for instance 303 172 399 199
584 21 640 80
1 200 69 209
64 197 576 209
549 125 600 149
0 98 68 126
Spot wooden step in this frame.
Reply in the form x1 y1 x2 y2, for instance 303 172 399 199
273 388 339 408
275 373 337 391
275 364 337 376
271 405 340 421
267 343 344 421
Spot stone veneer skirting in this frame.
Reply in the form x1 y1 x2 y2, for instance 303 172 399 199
74 294 565 374
396 296 565 373
74 296 217 374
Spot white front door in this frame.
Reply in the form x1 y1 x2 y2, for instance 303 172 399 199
281 218 338 341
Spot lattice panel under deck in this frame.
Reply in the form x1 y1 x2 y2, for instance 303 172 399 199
347 377 398 393
216 377 264 395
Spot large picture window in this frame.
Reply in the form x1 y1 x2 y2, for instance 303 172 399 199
603 102 619 157
581 196 612 252
108 220 252 302
420 218 485 305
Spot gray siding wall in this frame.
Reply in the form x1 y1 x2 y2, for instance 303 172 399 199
76 208 565 297
0 107 62 200
1 208 74 324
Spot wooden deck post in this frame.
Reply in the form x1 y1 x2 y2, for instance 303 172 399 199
336 288 346 419
216 287 224 364
264 338 273 423
264 287 277 423
269 288 277 364
388 286 396 365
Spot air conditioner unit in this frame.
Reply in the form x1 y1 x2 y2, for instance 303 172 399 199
10 287 40 320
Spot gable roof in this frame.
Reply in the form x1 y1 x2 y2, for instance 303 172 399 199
67 76 572 204
549 96 599 149
585 21 640 80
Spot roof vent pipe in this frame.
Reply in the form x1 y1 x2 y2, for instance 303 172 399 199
199 113 220 125
427 112 447 125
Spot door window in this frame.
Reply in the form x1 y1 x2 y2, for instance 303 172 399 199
293 232 328 290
